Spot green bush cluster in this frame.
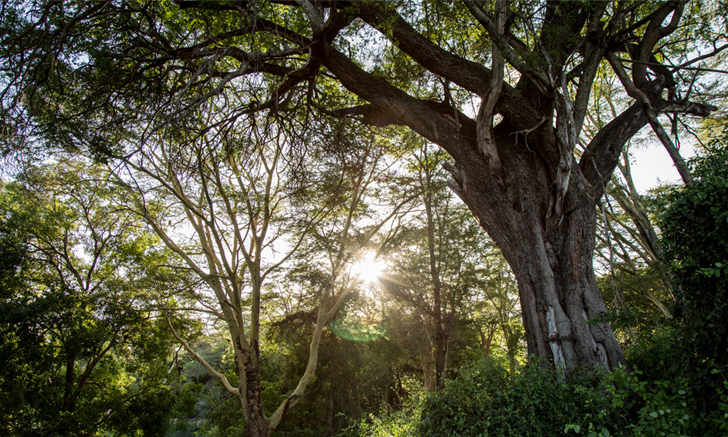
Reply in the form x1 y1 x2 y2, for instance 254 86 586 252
624 327 728 436
416 360 612 437
350 357 728 437
349 359 610 437
658 132 728 413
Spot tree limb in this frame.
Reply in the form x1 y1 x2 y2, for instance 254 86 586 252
606 51 693 185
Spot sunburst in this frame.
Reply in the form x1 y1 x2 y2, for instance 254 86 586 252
352 251 385 284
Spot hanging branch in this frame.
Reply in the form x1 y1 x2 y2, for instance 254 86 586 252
606 51 694 185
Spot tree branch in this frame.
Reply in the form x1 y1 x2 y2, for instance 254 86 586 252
606 51 693 185
166 317 240 396
475 0 506 173
355 2 544 132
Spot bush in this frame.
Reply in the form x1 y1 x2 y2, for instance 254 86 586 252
658 132 728 416
418 359 617 437
623 326 728 436
341 375 426 437
350 357 728 437
351 359 616 437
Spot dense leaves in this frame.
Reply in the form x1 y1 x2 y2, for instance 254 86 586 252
0 163 184 436
354 357 727 437
659 132 728 411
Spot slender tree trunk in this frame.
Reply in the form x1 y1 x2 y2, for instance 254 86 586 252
434 328 448 390
62 356 76 413
422 362 434 392
424 185 450 389
479 326 496 360
236 340 270 437
501 324 517 374
326 365 334 435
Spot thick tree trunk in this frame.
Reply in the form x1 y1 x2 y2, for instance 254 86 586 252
504 206 624 371
452 130 627 372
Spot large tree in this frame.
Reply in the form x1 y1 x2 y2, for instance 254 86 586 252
2 0 723 374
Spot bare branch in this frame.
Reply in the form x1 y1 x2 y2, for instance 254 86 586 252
606 51 693 185
475 0 506 173
166 317 240 396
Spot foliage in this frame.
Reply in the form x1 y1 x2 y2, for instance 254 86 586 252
416 359 615 437
259 292 416 435
380 142 513 389
342 378 426 437
348 358 613 437
1 2 727 435
349 357 728 437
351 403 424 437
659 131 728 410
0 163 184 436
601 368 694 437
171 338 245 437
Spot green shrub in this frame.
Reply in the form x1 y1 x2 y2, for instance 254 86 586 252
606 368 692 437
414 359 614 437
351 358 728 437
659 133 728 410
344 383 425 437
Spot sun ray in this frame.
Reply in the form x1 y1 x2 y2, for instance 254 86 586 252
352 252 384 284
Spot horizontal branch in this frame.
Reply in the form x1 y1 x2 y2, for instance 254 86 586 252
615 57 728 75
355 2 544 133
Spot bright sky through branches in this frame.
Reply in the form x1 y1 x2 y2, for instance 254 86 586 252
631 142 697 192
352 252 385 285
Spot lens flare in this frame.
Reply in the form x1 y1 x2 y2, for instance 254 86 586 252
327 318 385 342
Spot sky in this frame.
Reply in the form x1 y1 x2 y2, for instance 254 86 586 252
629 141 696 193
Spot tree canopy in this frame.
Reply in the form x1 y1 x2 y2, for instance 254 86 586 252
1 1 727 436
0 160 184 436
